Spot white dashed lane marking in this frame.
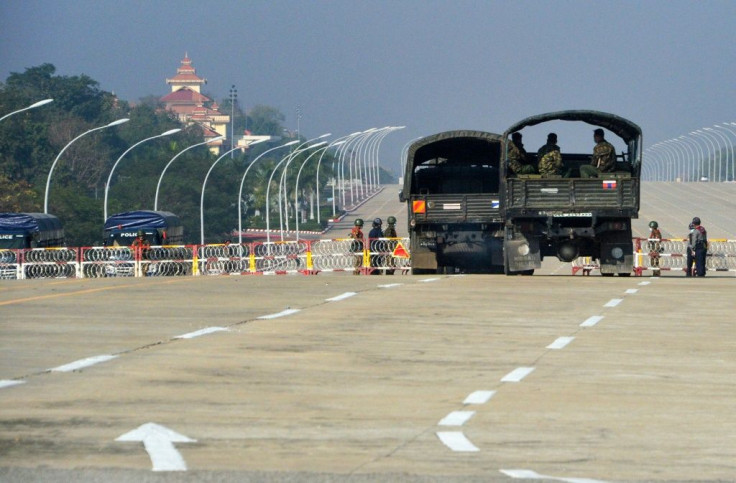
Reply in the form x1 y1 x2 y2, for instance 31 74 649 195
580 315 604 327
174 327 228 339
547 336 575 350
464 390 496 405
257 309 300 319
418 278 439 283
325 292 357 302
50 354 118 373
604 298 623 307
638 281 651 285
0 380 25 389
438 410 476 426
501 468 608 483
378 283 402 288
625 288 638 294
436 431 480 452
501 367 535 382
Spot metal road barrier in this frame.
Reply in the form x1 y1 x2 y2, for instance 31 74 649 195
571 238 736 276
0 238 411 280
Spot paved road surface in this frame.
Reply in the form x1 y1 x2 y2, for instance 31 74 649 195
1 182 734 482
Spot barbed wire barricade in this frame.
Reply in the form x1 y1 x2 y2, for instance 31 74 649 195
632 238 736 276
0 249 22 279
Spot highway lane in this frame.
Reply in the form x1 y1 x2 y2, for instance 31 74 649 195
1 272 735 480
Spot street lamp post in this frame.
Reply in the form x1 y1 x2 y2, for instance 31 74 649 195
154 136 225 211
294 145 337 241
0 98 53 123
200 139 267 245
104 128 181 221
44 118 129 213
315 133 359 224
237 140 299 245
229 85 237 159
692 130 719 181
715 123 736 180
704 127 730 182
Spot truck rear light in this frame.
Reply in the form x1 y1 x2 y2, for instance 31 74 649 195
412 200 426 214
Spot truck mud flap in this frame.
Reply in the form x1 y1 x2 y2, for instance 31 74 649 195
504 237 541 272
599 230 634 275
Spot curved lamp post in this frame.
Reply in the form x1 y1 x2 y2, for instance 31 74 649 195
266 142 326 243
200 139 267 245
703 127 729 182
315 133 359 224
154 135 225 211
44 118 129 213
692 130 718 181
237 140 299 245
715 123 736 180
294 141 345 240
0 98 53 123
104 128 181 221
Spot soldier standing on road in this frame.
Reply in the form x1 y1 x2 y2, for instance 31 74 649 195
384 216 398 275
580 128 616 178
348 218 364 275
368 218 384 275
647 221 662 276
507 132 536 175
537 132 564 177
131 230 151 259
686 216 708 277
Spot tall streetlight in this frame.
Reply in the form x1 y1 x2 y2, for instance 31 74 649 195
692 130 718 181
0 98 53 123
104 128 181 221
664 139 687 182
315 133 360 224
715 123 736 180
704 127 729 182
154 135 225 211
369 126 404 189
266 142 326 243
237 140 299 245
678 135 702 182
44 118 129 213
200 139 267 245
229 85 237 159
400 136 422 185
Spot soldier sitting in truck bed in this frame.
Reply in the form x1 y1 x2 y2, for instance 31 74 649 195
507 132 536 175
580 128 616 178
537 133 565 177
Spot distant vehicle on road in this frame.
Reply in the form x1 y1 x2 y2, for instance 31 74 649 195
400 131 505 274
0 212 64 249
103 210 184 247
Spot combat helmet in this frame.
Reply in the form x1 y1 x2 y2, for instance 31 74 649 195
373 217 382 227
648 221 658 229
354 218 364 227
387 216 396 225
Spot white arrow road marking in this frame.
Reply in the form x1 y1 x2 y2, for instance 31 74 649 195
116 423 196 472
257 308 300 319
464 390 496 405
326 292 357 302
436 431 479 452
50 355 118 372
500 468 608 483
580 315 604 327
604 298 623 307
547 336 575 350
438 410 475 426
501 367 535 382
0 380 25 389
174 327 228 339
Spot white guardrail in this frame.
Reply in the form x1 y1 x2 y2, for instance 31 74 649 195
0 238 412 280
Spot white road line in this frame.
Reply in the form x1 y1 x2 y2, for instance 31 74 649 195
464 390 496 405
604 298 623 307
257 308 301 319
500 468 608 483
625 289 638 294
0 380 25 389
418 278 439 283
50 355 118 373
638 281 651 286
174 327 228 339
501 367 535 382
436 431 479 452
378 283 402 288
438 410 476 426
547 336 575 350
580 315 604 327
326 292 357 302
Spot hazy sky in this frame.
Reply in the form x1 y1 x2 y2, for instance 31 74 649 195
1 0 734 173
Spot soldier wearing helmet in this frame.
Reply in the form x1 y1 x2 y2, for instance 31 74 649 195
348 218 364 275
384 216 398 275
368 218 384 274
647 220 662 275
130 230 151 261
686 216 707 277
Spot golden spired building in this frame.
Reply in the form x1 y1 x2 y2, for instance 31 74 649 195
160 54 228 153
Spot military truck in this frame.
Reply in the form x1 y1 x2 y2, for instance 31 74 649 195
399 131 505 274
501 110 642 276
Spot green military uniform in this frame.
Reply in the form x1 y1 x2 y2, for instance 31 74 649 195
538 148 563 176
581 140 616 178
508 141 535 175
384 218 398 275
